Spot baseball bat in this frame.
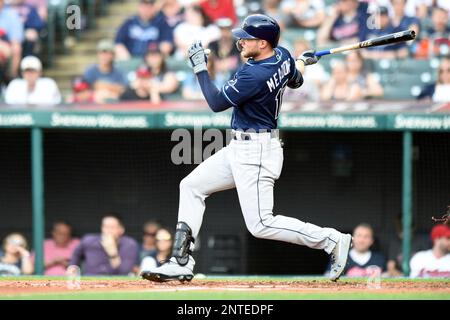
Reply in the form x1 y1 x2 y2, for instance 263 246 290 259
315 29 416 57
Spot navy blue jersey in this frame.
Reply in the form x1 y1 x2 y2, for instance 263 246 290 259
115 13 173 57
221 46 300 131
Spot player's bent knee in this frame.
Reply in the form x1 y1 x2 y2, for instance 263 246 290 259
179 176 193 190
179 175 201 194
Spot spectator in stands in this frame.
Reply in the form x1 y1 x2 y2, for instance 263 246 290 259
192 0 238 25
208 18 241 76
160 0 184 37
83 39 127 104
410 224 450 278
417 57 450 103
345 51 384 99
138 220 161 263
173 5 220 59
261 0 287 29
43 221 80 276
0 0 24 79
0 233 33 275
140 228 173 272
4 55 61 106
24 0 47 22
390 0 420 55
404 0 450 20
325 223 386 277
0 26 11 86
182 52 228 99
120 64 153 101
317 0 369 46
281 0 326 29
321 61 350 101
115 0 173 60
391 0 420 31
8 0 45 56
415 7 450 59
385 213 430 277
66 76 96 104
284 39 328 102
320 55 383 101
70 214 139 276
140 45 179 103
361 6 408 59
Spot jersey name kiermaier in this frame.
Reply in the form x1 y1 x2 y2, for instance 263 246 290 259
221 46 300 131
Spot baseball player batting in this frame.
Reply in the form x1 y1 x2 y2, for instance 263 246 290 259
141 14 352 283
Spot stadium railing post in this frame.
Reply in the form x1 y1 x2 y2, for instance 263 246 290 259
402 130 413 277
31 127 45 275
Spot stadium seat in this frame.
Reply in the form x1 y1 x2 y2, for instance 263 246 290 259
165 91 184 101
283 28 318 47
166 57 191 72
114 58 142 74
397 59 433 74
321 56 344 74
393 73 423 87
383 83 416 100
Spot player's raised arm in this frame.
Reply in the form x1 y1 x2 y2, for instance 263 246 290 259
187 40 233 113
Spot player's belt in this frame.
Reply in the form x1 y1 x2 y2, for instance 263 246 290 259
231 130 279 141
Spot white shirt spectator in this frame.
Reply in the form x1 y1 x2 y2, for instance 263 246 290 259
410 249 450 278
5 77 62 106
349 248 372 266
281 0 325 21
173 23 220 58
432 84 450 103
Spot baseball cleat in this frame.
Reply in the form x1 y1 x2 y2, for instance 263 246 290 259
329 233 352 282
141 256 195 283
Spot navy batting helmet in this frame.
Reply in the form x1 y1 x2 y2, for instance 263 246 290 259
232 14 280 48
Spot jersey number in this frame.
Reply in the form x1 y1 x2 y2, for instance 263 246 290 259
274 80 288 120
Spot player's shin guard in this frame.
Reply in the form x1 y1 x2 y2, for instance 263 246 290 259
172 221 195 266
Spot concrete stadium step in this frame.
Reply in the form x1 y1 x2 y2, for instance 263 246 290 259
44 68 84 79
53 57 96 69
107 1 140 14
80 30 117 42
47 0 139 90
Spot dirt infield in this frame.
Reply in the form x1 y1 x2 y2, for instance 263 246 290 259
0 279 449 296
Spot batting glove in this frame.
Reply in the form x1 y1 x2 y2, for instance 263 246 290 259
188 40 208 74
297 50 320 66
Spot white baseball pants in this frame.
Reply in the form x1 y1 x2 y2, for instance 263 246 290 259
178 131 341 254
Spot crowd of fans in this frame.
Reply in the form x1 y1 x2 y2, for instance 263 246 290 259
0 0 450 105
0 215 448 278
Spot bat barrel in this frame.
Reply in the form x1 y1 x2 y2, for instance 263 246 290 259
314 30 416 57
359 29 416 49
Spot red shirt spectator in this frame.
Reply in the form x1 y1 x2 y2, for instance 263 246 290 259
199 0 237 25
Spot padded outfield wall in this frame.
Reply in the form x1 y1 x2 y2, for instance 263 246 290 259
0 101 449 275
